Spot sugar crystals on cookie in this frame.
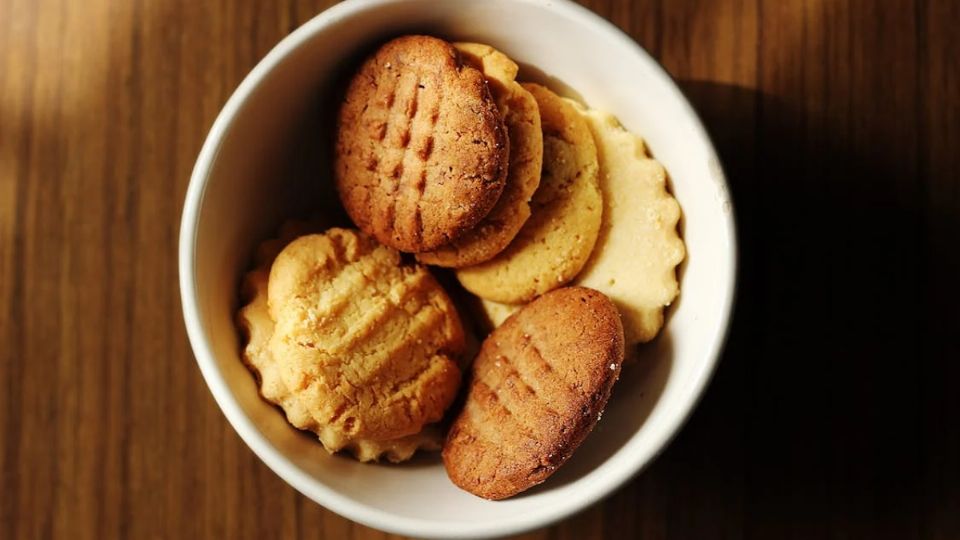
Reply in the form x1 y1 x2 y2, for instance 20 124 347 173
443 286 625 499
416 43 543 268
335 35 509 253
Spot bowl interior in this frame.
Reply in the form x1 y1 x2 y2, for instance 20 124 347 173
182 0 735 537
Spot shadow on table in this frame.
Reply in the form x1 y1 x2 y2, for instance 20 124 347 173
551 80 960 539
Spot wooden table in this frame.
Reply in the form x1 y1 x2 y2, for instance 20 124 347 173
2 1 958 538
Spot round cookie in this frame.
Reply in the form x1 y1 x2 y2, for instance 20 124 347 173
417 43 543 267
238 227 464 461
336 35 509 253
456 83 602 303
571 106 685 345
240 266 442 462
442 287 625 500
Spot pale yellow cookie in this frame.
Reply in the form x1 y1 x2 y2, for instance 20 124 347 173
417 43 543 268
237 225 463 462
456 83 602 303
571 106 685 345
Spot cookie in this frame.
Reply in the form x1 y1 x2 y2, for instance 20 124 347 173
417 43 543 267
456 83 602 303
571 106 685 345
336 35 509 253
443 286 625 500
239 268 445 462
238 226 464 462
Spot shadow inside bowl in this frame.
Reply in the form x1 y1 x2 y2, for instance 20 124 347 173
514 61 588 104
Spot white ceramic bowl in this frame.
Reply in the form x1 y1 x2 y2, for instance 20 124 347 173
179 0 736 537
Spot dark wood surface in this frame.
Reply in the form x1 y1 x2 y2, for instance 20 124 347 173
2 0 958 538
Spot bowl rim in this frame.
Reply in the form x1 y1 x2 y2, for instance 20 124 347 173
178 0 738 537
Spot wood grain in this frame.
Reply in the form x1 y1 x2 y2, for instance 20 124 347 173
1 0 957 538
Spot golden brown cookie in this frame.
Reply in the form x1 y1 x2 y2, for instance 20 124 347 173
237 226 464 462
336 35 509 253
455 83 602 303
443 286 625 500
417 43 543 267
571 106 685 345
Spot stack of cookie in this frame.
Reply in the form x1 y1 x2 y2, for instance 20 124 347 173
237 34 684 500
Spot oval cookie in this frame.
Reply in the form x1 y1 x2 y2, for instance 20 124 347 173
239 227 464 461
443 286 625 500
571 106 685 345
456 83 602 303
417 43 543 267
336 35 509 253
